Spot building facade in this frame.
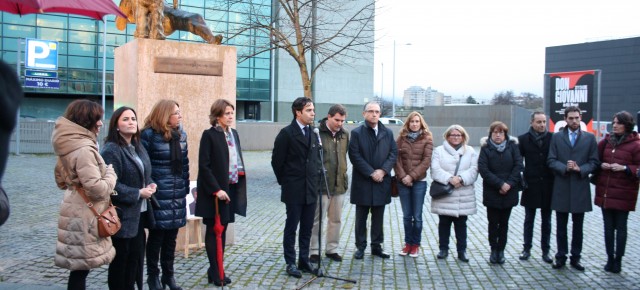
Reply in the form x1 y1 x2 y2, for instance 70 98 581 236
545 36 640 122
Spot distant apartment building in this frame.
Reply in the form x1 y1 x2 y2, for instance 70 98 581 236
402 86 445 106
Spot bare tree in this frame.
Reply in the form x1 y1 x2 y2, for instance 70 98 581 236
220 0 375 100
491 90 516 105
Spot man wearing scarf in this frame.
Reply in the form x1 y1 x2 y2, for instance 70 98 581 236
517 111 554 263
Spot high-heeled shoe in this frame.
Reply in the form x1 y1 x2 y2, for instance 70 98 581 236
147 275 162 290
161 275 183 290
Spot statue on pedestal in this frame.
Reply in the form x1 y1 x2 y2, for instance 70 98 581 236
116 0 223 45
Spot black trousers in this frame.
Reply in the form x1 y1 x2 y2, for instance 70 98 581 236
555 211 584 261
146 227 179 277
204 218 228 283
354 205 385 251
68 269 89 290
486 207 513 251
602 208 629 257
283 202 316 265
108 214 146 290
522 207 552 253
438 215 468 252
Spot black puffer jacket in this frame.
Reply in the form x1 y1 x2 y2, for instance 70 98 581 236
478 136 523 209
141 127 189 230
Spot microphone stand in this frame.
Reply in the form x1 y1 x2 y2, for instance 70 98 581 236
296 134 357 290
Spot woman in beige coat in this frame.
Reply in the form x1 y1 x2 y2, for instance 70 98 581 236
52 100 117 290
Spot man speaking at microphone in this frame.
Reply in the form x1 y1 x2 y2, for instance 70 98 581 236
272 97 321 278
309 104 350 263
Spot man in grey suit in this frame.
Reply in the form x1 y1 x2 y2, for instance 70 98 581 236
547 106 600 271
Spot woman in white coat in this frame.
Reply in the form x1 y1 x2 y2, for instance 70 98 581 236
430 124 479 262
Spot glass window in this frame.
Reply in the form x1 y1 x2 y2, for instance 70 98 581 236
37 28 66 42
68 56 96 69
181 0 204 7
69 17 97 32
254 68 269 79
36 15 67 29
2 51 17 64
253 57 269 69
3 13 36 25
180 6 205 14
237 67 250 78
3 25 35 38
69 30 96 44
205 9 228 22
68 43 97 57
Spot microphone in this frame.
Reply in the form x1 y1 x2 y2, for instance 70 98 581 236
313 127 322 147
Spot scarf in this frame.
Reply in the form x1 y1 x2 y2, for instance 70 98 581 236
169 129 183 175
489 138 507 152
528 127 548 148
406 130 421 143
609 133 628 147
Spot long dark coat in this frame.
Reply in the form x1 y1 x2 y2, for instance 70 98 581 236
196 127 247 224
140 127 190 230
547 128 599 213
101 141 156 238
271 120 321 205
594 132 640 211
349 121 398 206
518 130 554 209
478 136 523 209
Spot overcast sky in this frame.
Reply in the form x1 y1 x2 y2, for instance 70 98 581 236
374 0 640 102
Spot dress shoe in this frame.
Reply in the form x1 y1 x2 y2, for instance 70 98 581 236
497 250 506 264
611 256 622 273
286 264 302 278
372 249 390 259
458 251 469 262
552 259 566 269
161 275 183 290
519 249 531 260
326 253 343 262
604 255 614 272
354 249 365 260
542 252 553 264
147 275 162 290
437 249 448 259
489 250 498 264
298 261 316 274
309 254 320 263
570 260 585 271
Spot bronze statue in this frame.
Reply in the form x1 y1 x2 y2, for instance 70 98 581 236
116 0 223 45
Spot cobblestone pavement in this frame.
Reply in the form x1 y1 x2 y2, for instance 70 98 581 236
1 151 639 289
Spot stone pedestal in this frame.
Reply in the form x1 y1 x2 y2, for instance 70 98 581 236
115 39 237 245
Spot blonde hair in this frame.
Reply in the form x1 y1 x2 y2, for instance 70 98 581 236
143 99 179 141
400 111 432 138
444 124 469 146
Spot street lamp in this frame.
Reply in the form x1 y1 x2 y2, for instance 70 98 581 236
392 40 411 117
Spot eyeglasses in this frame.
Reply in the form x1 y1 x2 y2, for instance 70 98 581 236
365 110 381 114
449 134 462 138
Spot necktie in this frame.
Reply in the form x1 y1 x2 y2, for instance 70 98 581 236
303 126 310 145
570 132 576 147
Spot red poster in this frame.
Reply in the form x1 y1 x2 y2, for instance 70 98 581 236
547 70 595 133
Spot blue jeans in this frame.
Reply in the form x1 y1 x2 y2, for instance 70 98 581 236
398 181 427 245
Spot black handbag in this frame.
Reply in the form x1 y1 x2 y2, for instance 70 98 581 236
0 186 9 226
430 156 462 199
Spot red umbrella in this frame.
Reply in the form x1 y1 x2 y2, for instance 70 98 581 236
0 0 126 20
214 198 225 286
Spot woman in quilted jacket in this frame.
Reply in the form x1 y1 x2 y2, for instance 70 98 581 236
52 100 117 290
594 111 640 273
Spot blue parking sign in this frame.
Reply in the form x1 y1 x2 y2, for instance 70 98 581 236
25 39 58 70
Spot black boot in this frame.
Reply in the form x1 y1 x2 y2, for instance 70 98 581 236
489 250 498 264
147 275 162 290
161 275 183 290
497 250 506 264
612 256 622 273
604 255 614 272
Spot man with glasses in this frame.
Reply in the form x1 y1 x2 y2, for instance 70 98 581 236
547 106 599 271
349 102 398 259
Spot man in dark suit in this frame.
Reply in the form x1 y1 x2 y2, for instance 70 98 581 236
518 111 554 263
547 106 599 271
349 102 397 259
271 97 321 278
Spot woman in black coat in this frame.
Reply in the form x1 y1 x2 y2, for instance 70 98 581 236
101 106 156 290
478 121 523 264
196 99 247 286
141 100 189 290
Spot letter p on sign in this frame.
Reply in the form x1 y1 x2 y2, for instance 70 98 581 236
25 39 58 70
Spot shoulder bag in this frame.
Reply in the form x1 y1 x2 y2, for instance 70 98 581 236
77 187 121 237
390 176 399 197
430 155 462 199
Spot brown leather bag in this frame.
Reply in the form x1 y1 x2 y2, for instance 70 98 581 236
390 176 399 197
77 187 121 237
